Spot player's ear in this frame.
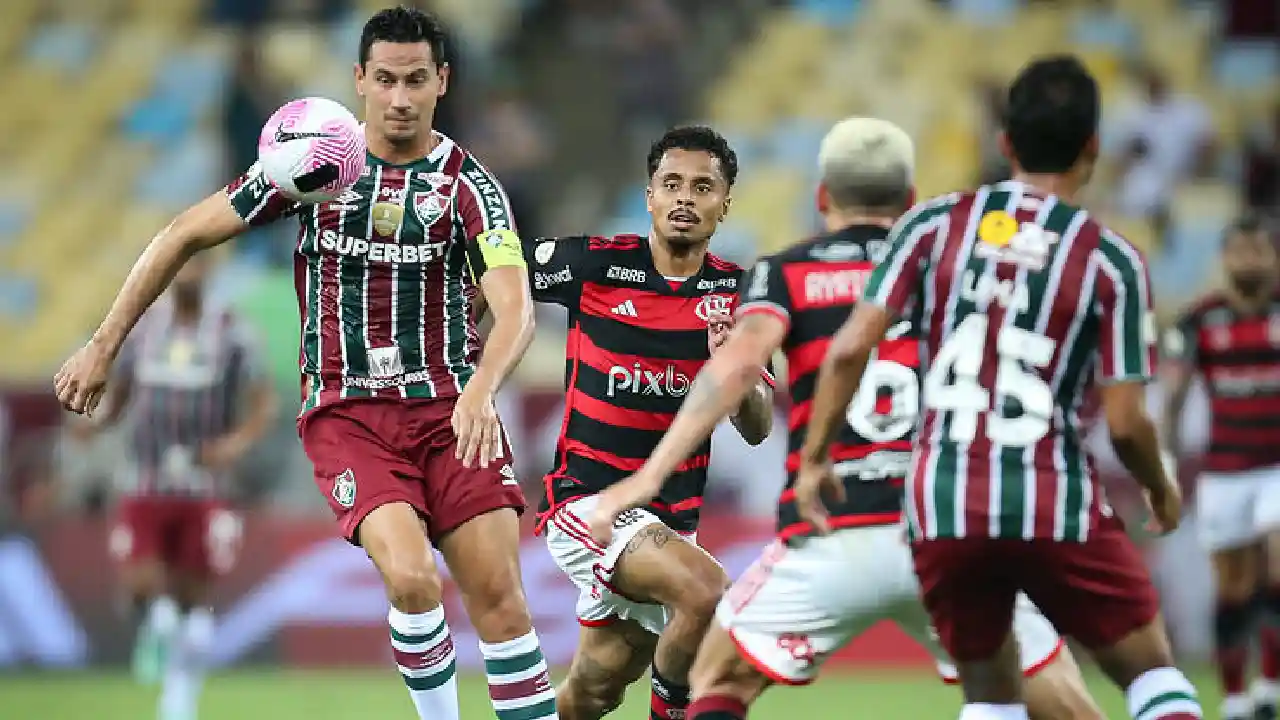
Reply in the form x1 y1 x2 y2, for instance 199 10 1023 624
437 63 451 98
720 195 732 221
353 63 366 96
644 184 654 214
816 183 830 215
997 131 1015 165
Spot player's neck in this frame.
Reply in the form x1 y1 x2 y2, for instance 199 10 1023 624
172 293 202 325
365 126 440 166
823 210 895 232
1010 172 1081 203
648 232 708 278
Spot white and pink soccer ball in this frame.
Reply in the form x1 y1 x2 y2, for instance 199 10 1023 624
258 97 366 203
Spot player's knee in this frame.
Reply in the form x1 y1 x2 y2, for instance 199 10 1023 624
465 581 533 640
671 573 727 628
380 559 443 613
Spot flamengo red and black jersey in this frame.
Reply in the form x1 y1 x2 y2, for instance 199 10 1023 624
224 132 521 416
1165 290 1280 473
865 180 1157 543
738 225 922 541
527 234 752 533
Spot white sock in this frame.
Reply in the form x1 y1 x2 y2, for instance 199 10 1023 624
480 630 557 720
389 606 459 720
1126 666 1202 719
147 596 181 641
1221 693 1251 719
958 703 1029 719
159 609 214 720
1253 677 1280 704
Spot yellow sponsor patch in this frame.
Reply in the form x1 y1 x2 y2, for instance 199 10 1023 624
476 229 526 269
977 210 1017 247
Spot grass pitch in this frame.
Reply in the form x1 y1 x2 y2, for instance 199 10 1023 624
0 667 1219 719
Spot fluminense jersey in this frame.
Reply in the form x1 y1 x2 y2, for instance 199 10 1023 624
527 234 755 533
225 133 525 415
737 225 923 541
865 180 1157 543
117 299 261 497
1164 289 1280 472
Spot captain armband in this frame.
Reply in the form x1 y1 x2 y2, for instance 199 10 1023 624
475 229 526 271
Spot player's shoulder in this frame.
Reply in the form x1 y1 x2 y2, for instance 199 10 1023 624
1177 290 1231 324
703 251 743 279
585 233 646 254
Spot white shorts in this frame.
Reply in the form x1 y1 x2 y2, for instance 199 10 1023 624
1196 464 1280 552
717 524 1064 685
543 495 715 635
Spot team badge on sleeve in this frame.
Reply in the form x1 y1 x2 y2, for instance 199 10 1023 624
534 240 556 265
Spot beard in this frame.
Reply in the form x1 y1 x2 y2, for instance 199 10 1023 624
1230 271 1273 297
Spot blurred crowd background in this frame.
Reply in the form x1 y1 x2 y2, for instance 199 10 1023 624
0 0 1276 672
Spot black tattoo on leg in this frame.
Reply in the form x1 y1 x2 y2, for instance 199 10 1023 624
622 524 674 555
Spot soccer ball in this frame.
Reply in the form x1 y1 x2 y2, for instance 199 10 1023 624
257 97 366 204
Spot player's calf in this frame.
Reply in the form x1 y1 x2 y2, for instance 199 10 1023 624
1023 647 1105 720
686 624 770 720
1213 546 1263 719
1090 618 1202 720
557 621 657 720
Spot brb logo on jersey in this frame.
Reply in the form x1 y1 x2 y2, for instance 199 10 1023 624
606 363 691 398
695 295 733 322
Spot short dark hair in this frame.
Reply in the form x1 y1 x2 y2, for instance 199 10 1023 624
1003 55 1100 173
1222 213 1270 249
646 125 739 187
359 7 449 68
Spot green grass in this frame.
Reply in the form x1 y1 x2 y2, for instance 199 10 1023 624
0 668 1219 719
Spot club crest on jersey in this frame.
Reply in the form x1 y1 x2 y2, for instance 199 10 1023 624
534 240 556 265
332 469 356 508
412 172 456 227
695 295 733 322
974 210 1058 270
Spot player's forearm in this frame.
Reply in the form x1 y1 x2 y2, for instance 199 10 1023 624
730 380 773 446
94 197 239 356
1110 412 1173 494
471 299 535 393
647 354 758 481
800 342 873 463
1160 381 1189 457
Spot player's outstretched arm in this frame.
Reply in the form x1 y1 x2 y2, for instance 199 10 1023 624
729 370 773 446
55 191 250 415
95 191 248 359
799 303 893 463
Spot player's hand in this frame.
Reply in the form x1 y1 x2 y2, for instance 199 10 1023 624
707 312 734 355
587 472 663 546
54 340 114 417
794 457 843 535
1142 480 1182 535
200 434 250 472
452 384 503 468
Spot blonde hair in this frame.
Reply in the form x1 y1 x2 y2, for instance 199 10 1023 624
817 117 915 210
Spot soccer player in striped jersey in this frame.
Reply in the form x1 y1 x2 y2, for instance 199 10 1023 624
1162 215 1280 720
795 57 1201 720
72 251 274 720
587 117 1102 720
527 126 774 720
54 9 557 720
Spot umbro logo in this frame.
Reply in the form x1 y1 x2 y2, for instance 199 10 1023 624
274 127 338 144
611 300 639 317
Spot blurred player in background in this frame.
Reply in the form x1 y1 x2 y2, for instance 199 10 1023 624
795 57 1201 720
1163 215 1280 720
525 126 773 720
53 8 558 720
73 250 274 720
588 117 1102 720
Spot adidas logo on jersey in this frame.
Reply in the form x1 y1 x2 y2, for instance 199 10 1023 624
611 300 639 317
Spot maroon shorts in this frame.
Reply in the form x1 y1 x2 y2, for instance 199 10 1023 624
911 516 1159 661
109 495 241 577
299 397 526 545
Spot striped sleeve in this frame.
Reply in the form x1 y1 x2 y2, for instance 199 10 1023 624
864 202 944 316
458 155 523 280
224 161 303 227
735 256 791 330
1094 230 1158 383
1162 307 1200 368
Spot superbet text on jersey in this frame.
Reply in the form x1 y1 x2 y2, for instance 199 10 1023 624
224 133 523 415
737 225 921 540
865 180 1158 543
526 234 764 533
